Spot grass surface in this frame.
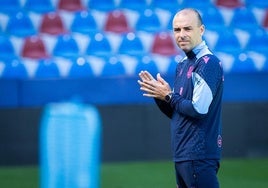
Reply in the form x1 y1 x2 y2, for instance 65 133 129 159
0 158 268 188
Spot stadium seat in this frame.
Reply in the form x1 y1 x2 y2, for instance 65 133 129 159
88 0 116 11
202 6 226 31
39 12 67 35
214 29 241 54
6 11 36 37
247 51 268 72
231 53 257 73
53 34 80 58
0 35 17 60
71 10 98 35
68 57 94 78
215 0 244 8
0 0 21 15
262 59 268 72
0 58 28 78
119 0 148 11
134 55 159 75
135 9 162 33
180 0 213 10
263 10 268 29
151 32 178 56
229 7 259 31
165 55 180 75
57 0 85 12
86 32 112 57
24 0 55 13
244 0 268 8
34 59 61 78
101 56 126 76
245 28 268 53
21 35 49 59
149 0 179 11
104 10 131 33
118 32 145 56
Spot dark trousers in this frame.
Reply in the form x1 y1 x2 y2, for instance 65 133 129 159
174 159 220 188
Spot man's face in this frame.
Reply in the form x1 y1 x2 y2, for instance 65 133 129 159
172 10 204 53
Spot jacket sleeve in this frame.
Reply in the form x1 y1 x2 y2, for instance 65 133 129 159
154 98 173 119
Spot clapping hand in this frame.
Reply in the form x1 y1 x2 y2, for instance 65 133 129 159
137 71 172 101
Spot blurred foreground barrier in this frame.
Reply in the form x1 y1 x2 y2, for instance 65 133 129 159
40 102 101 188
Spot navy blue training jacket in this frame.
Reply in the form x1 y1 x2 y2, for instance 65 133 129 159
155 41 224 162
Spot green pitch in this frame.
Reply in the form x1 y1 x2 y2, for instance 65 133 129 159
0 158 267 188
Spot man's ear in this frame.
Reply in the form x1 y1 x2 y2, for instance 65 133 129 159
200 24 205 36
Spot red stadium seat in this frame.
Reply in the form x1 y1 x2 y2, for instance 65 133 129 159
104 10 131 33
21 36 49 59
263 10 268 29
216 0 244 8
58 0 85 12
151 32 178 56
39 12 67 35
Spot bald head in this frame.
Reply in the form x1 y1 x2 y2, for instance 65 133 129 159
174 8 203 27
172 8 205 52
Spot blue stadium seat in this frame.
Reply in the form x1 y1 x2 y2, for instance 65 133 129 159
0 35 17 59
262 59 268 72
119 0 148 11
202 6 226 31
245 28 268 53
68 57 94 78
71 10 98 35
135 9 162 33
149 0 179 11
134 55 159 75
166 55 180 75
0 0 21 15
53 34 80 58
86 32 112 57
231 53 257 73
6 11 36 37
101 56 126 77
181 0 213 10
34 59 60 78
230 7 259 31
88 0 116 11
118 32 145 56
24 0 55 13
214 29 241 54
0 58 28 79
244 0 268 8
